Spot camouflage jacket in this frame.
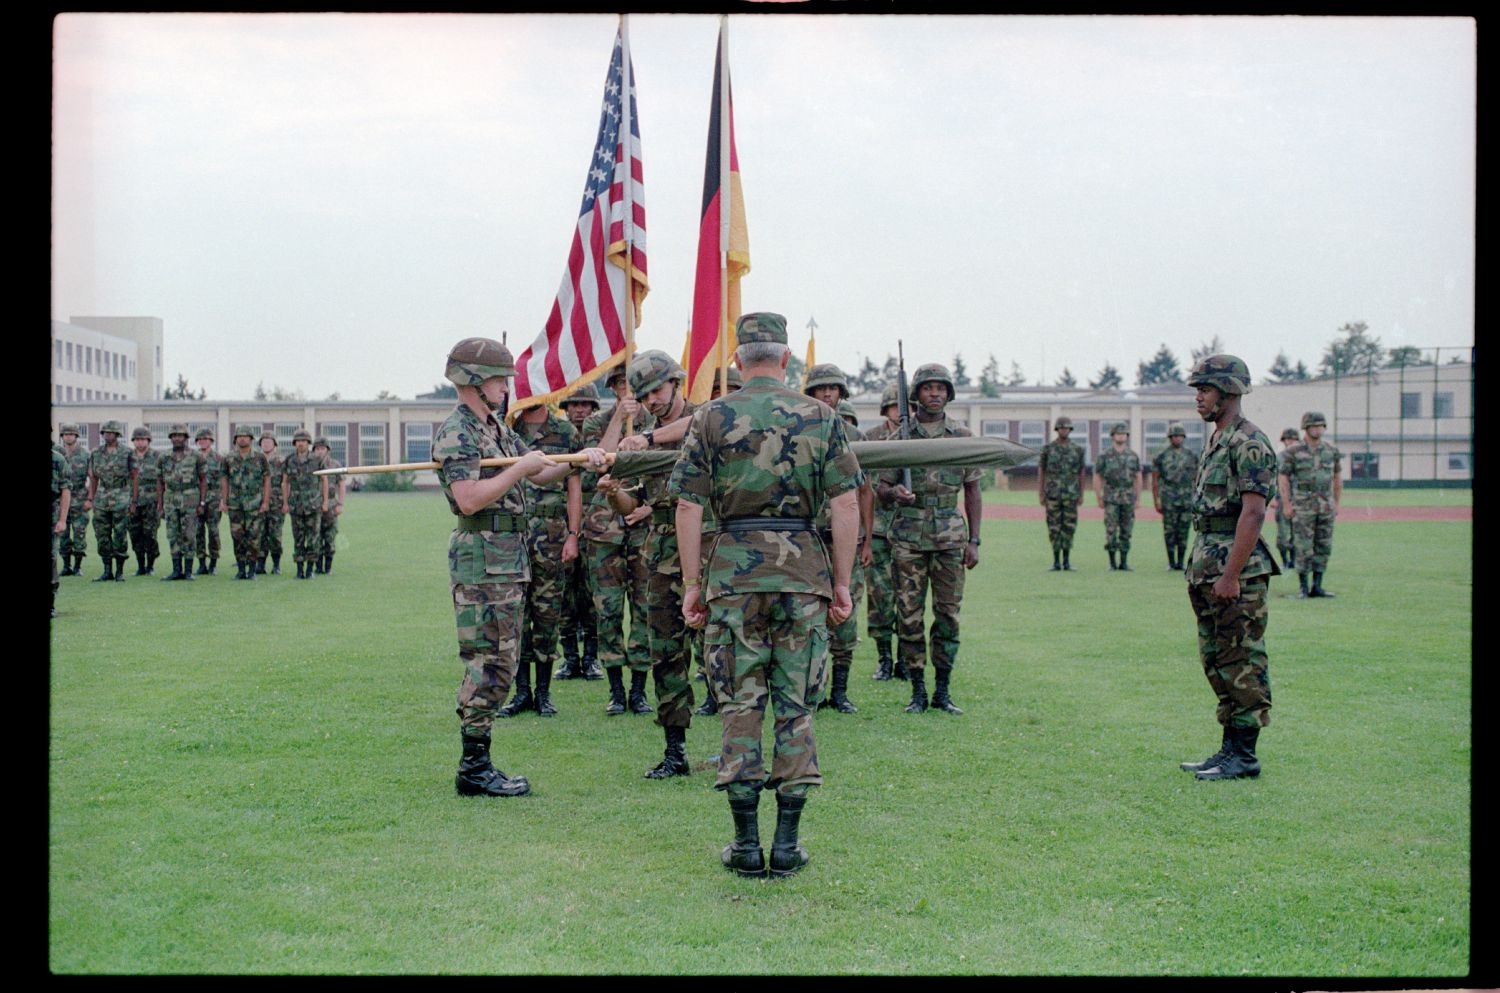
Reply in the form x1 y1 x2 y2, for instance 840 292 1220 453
1151 445 1196 509
159 448 206 512
132 449 165 507
672 376 860 600
89 445 136 512
1095 447 1141 504
264 452 286 497
199 449 224 509
516 411 577 515
1279 440 1342 513
1039 439 1086 502
60 445 91 494
815 419 866 531
639 401 699 524
323 459 345 510
283 449 328 513
1186 415 1281 586
222 449 270 512
434 402 531 585
878 415 981 551
862 418 902 537
580 404 654 544
52 447 70 523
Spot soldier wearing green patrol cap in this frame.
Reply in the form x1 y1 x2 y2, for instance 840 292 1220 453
193 426 223 574
1093 420 1142 570
282 427 328 579
1038 415 1087 571
1278 410 1342 598
222 423 272 580
57 423 91 575
861 382 906 679
1271 428 1301 571
127 425 164 575
86 420 136 581
1151 421 1196 571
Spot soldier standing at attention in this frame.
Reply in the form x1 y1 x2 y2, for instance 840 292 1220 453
57 424 92 576
863 384 904 679
313 437 346 574
876 363 982 715
127 426 164 575
434 337 596 797
86 420 136 582
52 438 72 617
1279 412 1342 599
1037 416 1087 572
555 387 603 682
158 424 206 581
258 432 287 574
673 312 859 877
1151 422 1196 571
282 428 329 580
1180 355 1280 780
194 427 224 575
1094 422 1142 571
222 425 272 581
1271 428 1300 572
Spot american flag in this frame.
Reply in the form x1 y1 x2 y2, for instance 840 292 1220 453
513 23 647 411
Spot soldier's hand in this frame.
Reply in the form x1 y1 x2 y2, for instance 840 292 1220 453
83 499 93 512
595 473 619 495
580 447 610 469
619 395 641 420
624 505 652 526
281 500 290 514
963 543 979 570
156 503 164 517
54 519 66 535
321 500 329 513
1038 490 1046 507
1097 496 1105 509
128 504 138 516
859 539 873 569
1154 501 1164 514
828 585 854 625
1211 573 1240 603
562 534 579 564
1284 505 1295 520
515 450 552 477
682 587 709 629
618 433 648 452
893 485 915 506
260 501 270 514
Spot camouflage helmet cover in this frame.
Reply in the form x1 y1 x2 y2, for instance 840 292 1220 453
445 337 515 387
1110 421 1130 436
879 384 900 412
233 423 257 439
260 431 277 444
560 384 601 409
1053 416 1074 430
195 427 214 441
605 362 629 388
59 422 81 436
911 363 955 402
131 426 152 441
313 436 331 449
1301 410 1327 429
292 428 313 443
1281 427 1300 441
803 363 850 399
101 419 126 435
835 398 860 426
1167 422 1186 437
1186 354 1253 395
168 423 190 438
627 349 685 400
725 366 744 388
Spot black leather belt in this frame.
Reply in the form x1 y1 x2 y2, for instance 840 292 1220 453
719 517 816 533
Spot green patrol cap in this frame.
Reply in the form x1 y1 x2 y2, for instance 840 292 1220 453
836 399 860 427
1186 354 1252 396
803 363 850 399
734 312 788 345
445 337 515 387
1281 427 1300 441
1054 416 1074 430
195 427 214 441
313 436 330 449
131 426 151 441
169 423 190 438
233 423 257 440
101 419 126 435
1301 410 1327 429
1167 422 1186 437
1110 421 1130 436
60 422 81 436
627 349 685 400
292 428 313 443
911 363 955 402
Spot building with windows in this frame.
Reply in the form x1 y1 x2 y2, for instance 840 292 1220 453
50 317 164 403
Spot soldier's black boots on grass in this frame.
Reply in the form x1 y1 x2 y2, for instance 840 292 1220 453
1118 551 1132 571
234 560 247 580
1062 550 1073 571
644 725 689 779
581 629 603 679
255 557 267 575
272 554 281 574
533 664 557 717
695 693 719 717
94 559 114 582
555 629 582 679
135 551 148 576
628 669 653 715
1296 572 1310 598
498 663 534 718
314 555 325 575
769 793 810 877
605 667 628 715
1051 549 1062 571
115 556 128 581
161 556 184 581
1179 727 1231 773
209 556 218 574
323 552 334 574
1108 551 1117 571
905 673 929 713
893 657 910 681
930 667 963 715
829 665 858 713
1309 572 1335 598
722 792 765 877
872 640 894 681
1194 726 1260 780
295 561 308 579
455 732 530 797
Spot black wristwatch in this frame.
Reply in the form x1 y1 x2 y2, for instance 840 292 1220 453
644 430 656 446
968 537 981 546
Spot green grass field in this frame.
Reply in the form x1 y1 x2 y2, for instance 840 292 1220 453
49 492 1472 975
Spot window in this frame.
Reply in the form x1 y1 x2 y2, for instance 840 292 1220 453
66 386 73 401
275 423 300 448
1448 453 1470 472
359 423 387 467
156 345 161 368
66 342 73 370
130 360 136 378
56 384 62 402
319 423 349 464
1433 392 1454 418
55 340 62 368
980 419 1009 438
85 348 92 374
1018 419 1046 450
1142 419 1168 458
405 422 433 462
1350 452 1379 480
147 423 174 452
1401 392 1421 418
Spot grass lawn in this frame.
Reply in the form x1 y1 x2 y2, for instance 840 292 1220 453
50 492 1472 975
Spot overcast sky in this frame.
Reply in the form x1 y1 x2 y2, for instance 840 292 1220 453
51 13 1475 401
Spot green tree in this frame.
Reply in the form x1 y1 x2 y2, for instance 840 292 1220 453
1320 321 1383 376
853 356 885 394
1267 351 1310 383
1385 346 1427 368
979 354 1001 397
1055 367 1077 388
1191 335 1225 363
1135 344 1182 386
952 353 971 387
418 383 458 399
784 354 805 391
163 374 206 400
1004 360 1027 387
375 389 400 400
1089 363 1122 390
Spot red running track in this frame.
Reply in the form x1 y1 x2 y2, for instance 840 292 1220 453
982 504 1470 523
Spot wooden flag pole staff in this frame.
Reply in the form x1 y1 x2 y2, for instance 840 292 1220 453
620 12 638 438
314 451 613 477
716 15 731 400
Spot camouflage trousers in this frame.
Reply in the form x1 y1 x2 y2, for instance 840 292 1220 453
865 534 896 641
559 551 594 646
521 516 569 672
289 509 320 563
228 508 263 562
129 502 161 559
195 503 222 559
163 504 197 558
93 503 130 560
645 524 694 729
1103 501 1135 554
1044 496 1080 553
892 542 967 673
1161 503 1192 550
452 580 526 736
260 509 285 558
62 504 89 558
319 509 340 557
1275 509 1293 554
1293 506 1334 574
830 557 866 670
1188 577 1272 729
708 591 827 796
587 527 652 672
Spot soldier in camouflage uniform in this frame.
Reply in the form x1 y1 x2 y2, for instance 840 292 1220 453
599 349 701 778
52 440 72 617
313 437 346 574
258 432 287 574
221 424 272 581
498 404 581 718
194 427 224 575
1271 428 1300 572
127 426 164 575
1093 422 1142 571
86 419 137 582
863 384 904 679
1180 354 1280 780
672 312 860 877
1279 411 1343 599
282 428 329 579
710 365 744 400
157 424 206 581
57 424 92 576
1037 415 1086 571
434 337 594 797
1151 422 1196 571
555 386 602 681
876 363 983 715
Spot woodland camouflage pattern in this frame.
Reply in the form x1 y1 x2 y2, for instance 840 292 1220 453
89 442 135 560
1279 437 1342 573
1095 445 1141 555
159 447 205 557
517 411 577 677
283 448 327 563
1038 435 1086 555
223 447 270 563
1153 443 1197 553
129 446 165 563
861 417 899 644
59 441 91 560
580 405 654 673
195 446 223 560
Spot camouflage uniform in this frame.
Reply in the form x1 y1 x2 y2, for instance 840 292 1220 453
128 429 165 574
194 432 224 570
316 445 344 571
1151 425 1196 570
58 432 92 571
1038 422 1086 563
52 446 70 613
1095 434 1141 560
1279 422 1341 579
88 427 136 576
1271 426 1302 570
557 389 602 679
861 390 901 676
283 437 327 570
222 432 270 577
158 428 206 572
260 436 287 572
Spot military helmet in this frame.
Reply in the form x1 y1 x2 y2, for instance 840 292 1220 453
1301 410 1327 430
195 427 214 441
1054 416 1074 430
605 363 629 389
292 428 313 443
835 399 860 427
911 363 955 402
445 337 515 387
101 419 125 436
131 426 151 441
168 423 190 438
879 384 900 412
627 349 685 400
1281 427 1300 441
724 366 743 388
560 384 601 409
1167 422 1186 438
1186 354 1253 396
1109 421 1130 436
260 431 277 445
803 363 850 399
313 436 330 449
59 422 81 436
233 423 257 440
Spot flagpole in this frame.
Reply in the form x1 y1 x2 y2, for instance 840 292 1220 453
620 14 638 434
716 15 731 398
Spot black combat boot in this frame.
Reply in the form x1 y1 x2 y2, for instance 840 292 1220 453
604 667 628 715
695 692 719 716
313 554 325 575
58 558 72 578
830 665 858 713
930 667 963 715
628 669 653 715
112 556 126 581
455 732 530 797
905 672 929 713
1180 726 1231 773
1051 548 1062 571
721 791 765 877
245 557 256 580
893 648 910 681
769 792 810 877
295 561 306 579
324 552 334 574
1118 550 1131 571
234 560 247 580
1297 572 1310 598
161 556 183 581
497 662 534 718
256 557 267 575
74 554 86 574
1285 548 1295 572
1195 726 1261 780
872 639 894 681
148 550 159 574
94 558 115 582
1062 549 1073 571
1108 550 1117 571
644 725 689 779
208 556 218 575
180 557 195 581
135 550 148 576
555 626 582 679
1310 572 1335 598
272 553 281 575
533 662 558 717
581 628 603 679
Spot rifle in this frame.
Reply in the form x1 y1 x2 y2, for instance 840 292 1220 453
896 340 913 492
